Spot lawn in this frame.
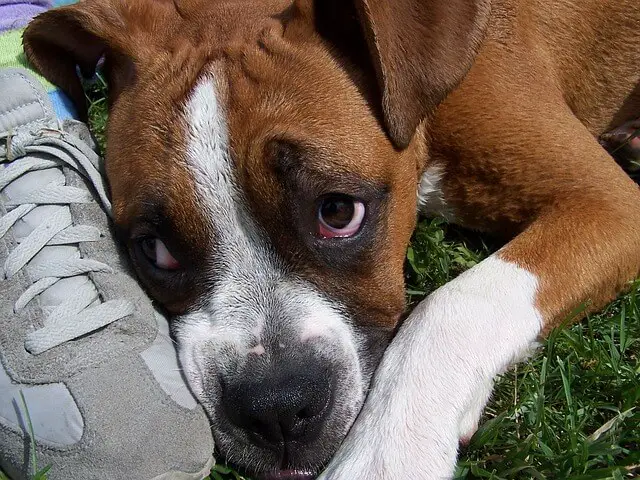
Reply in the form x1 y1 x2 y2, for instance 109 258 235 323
82 80 640 480
5 80 634 480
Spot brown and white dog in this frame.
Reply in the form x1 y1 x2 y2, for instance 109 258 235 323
23 0 640 478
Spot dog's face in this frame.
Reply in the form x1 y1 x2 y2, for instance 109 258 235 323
104 24 418 475
25 0 489 477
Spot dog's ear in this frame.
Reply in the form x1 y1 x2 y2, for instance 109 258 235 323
23 0 181 120
314 0 491 149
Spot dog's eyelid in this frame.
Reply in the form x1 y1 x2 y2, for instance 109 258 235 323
128 223 164 246
129 211 175 241
128 225 187 269
130 230 180 255
130 197 173 230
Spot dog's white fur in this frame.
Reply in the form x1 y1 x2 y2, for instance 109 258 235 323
319 255 542 478
173 76 365 442
418 163 456 222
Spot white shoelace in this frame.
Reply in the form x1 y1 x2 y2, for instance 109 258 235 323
0 123 134 354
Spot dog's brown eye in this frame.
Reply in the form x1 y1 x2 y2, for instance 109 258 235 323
140 238 181 270
317 195 365 238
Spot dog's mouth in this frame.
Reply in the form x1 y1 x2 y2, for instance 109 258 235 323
220 453 321 480
257 469 316 480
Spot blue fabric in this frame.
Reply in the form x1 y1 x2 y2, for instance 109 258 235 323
48 90 78 120
0 1 50 33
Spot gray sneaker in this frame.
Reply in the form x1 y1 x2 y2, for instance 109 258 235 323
0 68 215 480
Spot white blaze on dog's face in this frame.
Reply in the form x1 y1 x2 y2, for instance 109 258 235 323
23 0 486 477
135 63 415 475
172 74 385 470
159 46 420 470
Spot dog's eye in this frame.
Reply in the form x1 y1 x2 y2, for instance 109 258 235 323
317 194 365 238
140 238 181 270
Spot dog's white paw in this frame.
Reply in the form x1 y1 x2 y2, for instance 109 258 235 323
319 257 543 480
318 407 459 479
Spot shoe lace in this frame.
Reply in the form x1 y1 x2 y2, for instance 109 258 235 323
0 122 134 355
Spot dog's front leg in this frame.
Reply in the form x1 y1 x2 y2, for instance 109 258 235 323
319 254 543 479
320 171 640 479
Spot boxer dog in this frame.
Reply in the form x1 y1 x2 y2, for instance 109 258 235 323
23 0 640 478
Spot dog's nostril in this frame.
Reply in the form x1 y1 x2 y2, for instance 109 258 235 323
221 361 333 445
248 419 269 434
296 408 313 420
296 398 326 420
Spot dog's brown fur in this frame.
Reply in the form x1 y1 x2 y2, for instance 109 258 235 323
427 0 640 329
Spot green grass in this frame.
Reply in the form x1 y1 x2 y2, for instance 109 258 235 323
17 392 51 480
0 393 51 480
84 86 639 480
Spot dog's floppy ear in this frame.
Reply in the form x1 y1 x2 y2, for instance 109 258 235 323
23 0 179 120
348 0 491 148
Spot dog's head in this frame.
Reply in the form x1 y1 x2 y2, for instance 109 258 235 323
24 1 489 477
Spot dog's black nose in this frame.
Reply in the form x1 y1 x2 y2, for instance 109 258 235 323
222 359 333 446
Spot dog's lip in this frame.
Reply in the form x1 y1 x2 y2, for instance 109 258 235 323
258 470 316 480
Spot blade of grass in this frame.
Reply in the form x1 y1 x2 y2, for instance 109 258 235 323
19 391 39 478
